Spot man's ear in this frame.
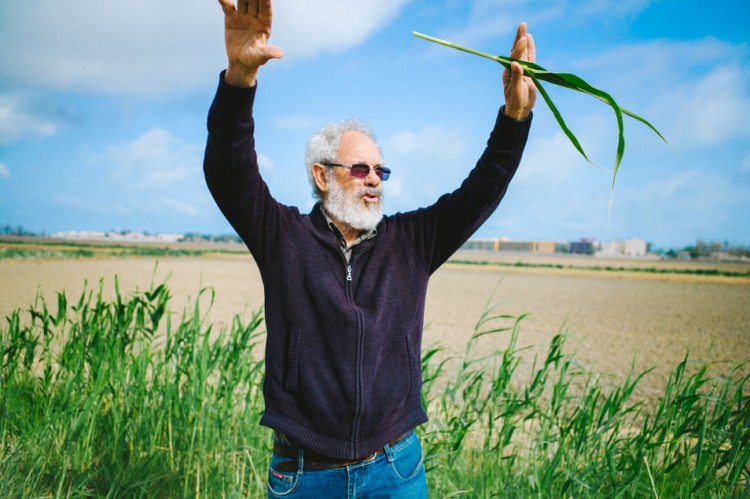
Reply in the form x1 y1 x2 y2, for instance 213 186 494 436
312 163 329 194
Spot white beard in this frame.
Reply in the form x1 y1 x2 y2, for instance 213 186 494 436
324 178 383 232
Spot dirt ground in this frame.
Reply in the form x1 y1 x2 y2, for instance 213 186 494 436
1 249 749 404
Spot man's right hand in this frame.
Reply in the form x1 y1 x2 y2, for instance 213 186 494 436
218 0 284 87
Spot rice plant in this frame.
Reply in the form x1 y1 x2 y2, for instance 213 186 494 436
1 280 747 497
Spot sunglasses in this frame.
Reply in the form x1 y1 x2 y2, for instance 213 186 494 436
321 162 391 181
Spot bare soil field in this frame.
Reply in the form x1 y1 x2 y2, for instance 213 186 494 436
2 244 749 405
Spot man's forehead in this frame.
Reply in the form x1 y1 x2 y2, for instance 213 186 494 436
338 131 381 162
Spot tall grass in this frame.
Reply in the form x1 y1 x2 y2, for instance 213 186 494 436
1 280 267 497
420 305 750 497
1 280 748 497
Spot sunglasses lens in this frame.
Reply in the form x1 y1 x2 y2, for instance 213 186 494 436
350 164 370 178
347 164 390 180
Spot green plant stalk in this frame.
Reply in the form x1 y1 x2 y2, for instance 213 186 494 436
412 31 667 190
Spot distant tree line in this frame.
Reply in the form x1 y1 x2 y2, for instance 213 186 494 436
181 232 243 244
663 239 750 260
1 224 39 236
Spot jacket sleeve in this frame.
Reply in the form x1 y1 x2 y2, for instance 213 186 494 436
400 106 532 274
203 72 290 268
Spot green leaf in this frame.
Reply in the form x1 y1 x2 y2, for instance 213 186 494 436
412 31 667 192
529 74 590 163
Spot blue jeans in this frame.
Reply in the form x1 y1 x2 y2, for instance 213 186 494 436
267 431 427 498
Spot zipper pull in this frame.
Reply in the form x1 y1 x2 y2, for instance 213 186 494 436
346 265 353 282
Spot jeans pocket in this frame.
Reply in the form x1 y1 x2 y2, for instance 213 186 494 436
388 433 424 481
267 457 300 497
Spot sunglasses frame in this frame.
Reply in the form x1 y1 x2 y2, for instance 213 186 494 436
321 162 391 181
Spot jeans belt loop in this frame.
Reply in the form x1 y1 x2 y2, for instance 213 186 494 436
384 438 396 463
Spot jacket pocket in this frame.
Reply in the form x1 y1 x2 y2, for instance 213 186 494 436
285 326 302 393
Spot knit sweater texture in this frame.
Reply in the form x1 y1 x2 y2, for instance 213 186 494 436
203 74 532 460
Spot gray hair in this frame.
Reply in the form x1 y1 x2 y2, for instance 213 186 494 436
305 118 380 201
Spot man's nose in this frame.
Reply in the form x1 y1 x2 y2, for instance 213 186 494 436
365 168 381 186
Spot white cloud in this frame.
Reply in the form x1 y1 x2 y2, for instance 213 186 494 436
0 162 10 178
0 1 219 96
0 0 411 96
73 128 218 222
101 128 202 190
0 94 63 145
572 38 750 150
273 1 411 59
387 126 466 161
659 67 750 148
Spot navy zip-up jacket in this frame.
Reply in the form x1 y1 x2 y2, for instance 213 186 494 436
204 74 532 460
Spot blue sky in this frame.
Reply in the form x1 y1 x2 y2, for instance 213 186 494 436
1 0 748 249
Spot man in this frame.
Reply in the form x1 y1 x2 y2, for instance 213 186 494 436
204 0 536 496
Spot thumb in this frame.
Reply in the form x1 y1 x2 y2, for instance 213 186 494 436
263 45 284 61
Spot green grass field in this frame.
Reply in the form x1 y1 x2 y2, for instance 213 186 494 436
1 280 748 497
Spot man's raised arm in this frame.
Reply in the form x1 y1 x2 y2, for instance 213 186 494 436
203 0 285 263
218 0 283 87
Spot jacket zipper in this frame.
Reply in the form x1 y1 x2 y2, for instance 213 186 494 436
344 253 365 456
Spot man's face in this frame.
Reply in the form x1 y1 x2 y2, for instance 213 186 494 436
322 131 384 232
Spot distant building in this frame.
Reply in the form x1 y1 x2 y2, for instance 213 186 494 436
570 238 596 255
461 238 559 254
498 240 557 253
597 239 647 258
51 230 106 240
51 230 184 244
462 239 502 252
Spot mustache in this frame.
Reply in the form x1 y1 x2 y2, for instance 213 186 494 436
358 187 382 198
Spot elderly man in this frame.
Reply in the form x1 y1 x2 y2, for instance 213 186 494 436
204 0 536 496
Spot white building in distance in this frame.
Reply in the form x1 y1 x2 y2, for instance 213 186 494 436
51 230 184 244
597 239 648 258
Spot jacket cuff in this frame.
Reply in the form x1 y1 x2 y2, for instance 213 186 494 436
209 70 257 121
487 105 532 152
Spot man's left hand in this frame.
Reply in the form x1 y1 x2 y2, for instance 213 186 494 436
503 22 537 120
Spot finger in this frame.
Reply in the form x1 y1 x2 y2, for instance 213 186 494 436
510 34 527 61
526 33 536 63
217 0 236 16
247 0 260 16
511 22 527 54
258 0 273 23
